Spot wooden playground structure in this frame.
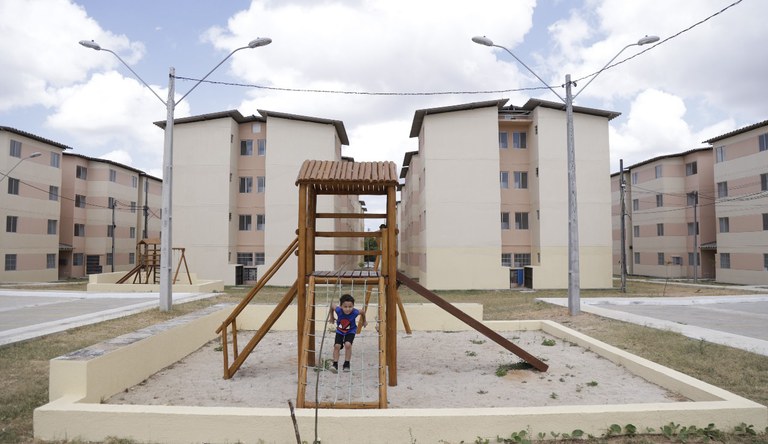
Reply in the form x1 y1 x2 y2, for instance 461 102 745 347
216 159 547 409
115 238 192 285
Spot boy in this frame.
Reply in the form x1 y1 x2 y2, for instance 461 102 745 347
328 294 367 373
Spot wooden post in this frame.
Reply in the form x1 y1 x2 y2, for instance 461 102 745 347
385 185 398 386
297 184 308 366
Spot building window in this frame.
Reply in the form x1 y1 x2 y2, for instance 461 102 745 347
130 227 136 239
633 225 639 237
657 252 665 265
685 161 697 176
130 201 137 213
239 215 252 231
132 176 138 188
6 215 18 233
687 222 699 235
49 185 58 201
764 213 768 230
8 178 20 195
513 253 531 267
719 217 730 233
689 252 700 266
634 252 640 264
255 252 265 265
256 214 265 231
720 253 730 269
655 165 662 178
656 194 663 207
514 212 529 230
129 253 135 265
5 254 17 271
501 212 510 230
237 252 253 265
632 199 639 211
764 254 768 271
107 224 114 237
759 133 767 152
257 176 266 193
687 192 698 206
51 152 60 168
761 173 767 191
501 253 512 267
76 165 87 179
108 197 116 209
500 171 509 189
671 256 682 265
109 169 117 182
257 139 266 156
239 177 253 193
10 139 21 157
74 223 85 237
631 172 638 184
717 181 728 198
48 219 57 235
73 253 83 266
512 132 527 149
513 171 528 189
657 223 664 236
499 132 508 149
106 253 113 266
47 254 56 269
715 146 725 163
241 140 253 156
75 194 86 208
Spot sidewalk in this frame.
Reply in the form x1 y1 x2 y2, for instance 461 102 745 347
539 294 768 356
0 290 218 346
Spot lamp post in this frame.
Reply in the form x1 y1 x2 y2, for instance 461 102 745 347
472 34 658 315
1 152 42 184
80 37 272 311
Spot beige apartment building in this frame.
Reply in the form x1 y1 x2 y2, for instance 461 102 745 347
167 110 362 287
612 148 717 280
399 99 618 290
2 127 161 283
704 120 768 285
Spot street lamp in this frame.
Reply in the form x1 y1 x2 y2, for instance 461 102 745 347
80 37 272 311
1 152 42 184
473 34 658 315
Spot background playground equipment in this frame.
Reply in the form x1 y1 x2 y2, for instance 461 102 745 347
216 159 547 409
115 238 192 285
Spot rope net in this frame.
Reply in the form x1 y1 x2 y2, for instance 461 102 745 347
302 274 384 407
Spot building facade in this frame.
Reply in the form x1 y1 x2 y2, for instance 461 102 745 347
399 99 618 290
1 127 161 282
168 110 362 287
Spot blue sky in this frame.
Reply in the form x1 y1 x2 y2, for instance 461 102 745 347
1 0 766 212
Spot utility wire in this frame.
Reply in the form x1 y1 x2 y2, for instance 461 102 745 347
174 0 743 97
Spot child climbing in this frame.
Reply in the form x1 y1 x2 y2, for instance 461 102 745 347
329 293 367 373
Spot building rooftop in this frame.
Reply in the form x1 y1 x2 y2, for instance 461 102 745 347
0 126 74 151
703 119 768 144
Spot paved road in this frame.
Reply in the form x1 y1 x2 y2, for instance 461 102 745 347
0 290 217 346
539 295 768 356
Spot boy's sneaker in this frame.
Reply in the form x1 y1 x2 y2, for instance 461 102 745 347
342 362 350 373
330 362 338 374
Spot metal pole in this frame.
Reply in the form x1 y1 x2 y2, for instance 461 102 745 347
693 191 698 283
160 67 175 312
565 74 580 315
619 159 627 293
111 200 116 273
143 178 149 239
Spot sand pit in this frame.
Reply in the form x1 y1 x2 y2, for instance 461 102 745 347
107 329 686 408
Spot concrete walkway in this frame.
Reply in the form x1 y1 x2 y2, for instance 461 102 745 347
539 294 768 356
0 290 218 346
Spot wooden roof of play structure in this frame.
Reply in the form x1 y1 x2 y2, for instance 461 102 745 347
296 160 398 195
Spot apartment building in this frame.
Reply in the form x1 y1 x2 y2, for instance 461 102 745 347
59 153 162 278
167 109 362 287
1 127 70 282
400 99 618 290
1 127 161 282
704 120 768 285
612 148 716 280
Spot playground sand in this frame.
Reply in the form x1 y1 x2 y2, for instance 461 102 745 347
107 329 686 408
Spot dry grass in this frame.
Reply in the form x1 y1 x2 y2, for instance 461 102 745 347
1 279 767 443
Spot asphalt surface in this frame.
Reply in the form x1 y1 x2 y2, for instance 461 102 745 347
2 286 768 358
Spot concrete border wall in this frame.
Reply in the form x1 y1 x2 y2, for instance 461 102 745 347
35 304 767 443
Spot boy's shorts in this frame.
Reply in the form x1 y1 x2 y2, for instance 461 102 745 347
335 332 355 348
